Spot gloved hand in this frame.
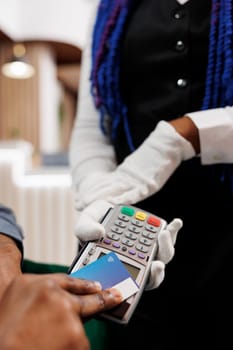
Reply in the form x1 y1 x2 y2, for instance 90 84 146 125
75 120 195 211
75 200 183 290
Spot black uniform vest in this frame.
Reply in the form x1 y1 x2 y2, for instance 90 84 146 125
106 2 233 348
112 0 232 296
116 0 211 160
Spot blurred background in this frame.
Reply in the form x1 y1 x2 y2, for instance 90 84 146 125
0 0 97 265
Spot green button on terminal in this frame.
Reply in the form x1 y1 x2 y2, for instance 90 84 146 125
121 206 135 216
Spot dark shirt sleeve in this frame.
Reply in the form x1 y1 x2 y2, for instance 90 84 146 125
0 203 24 255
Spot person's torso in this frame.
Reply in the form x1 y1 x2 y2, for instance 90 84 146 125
116 0 211 157
109 0 233 295
114 0 232 261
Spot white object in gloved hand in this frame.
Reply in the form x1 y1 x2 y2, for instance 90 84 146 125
75 200 183 290
76 121 195 210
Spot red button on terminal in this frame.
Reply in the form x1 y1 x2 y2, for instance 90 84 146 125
147 216 160 227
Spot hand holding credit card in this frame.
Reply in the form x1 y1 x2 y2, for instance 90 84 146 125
70 252 139 301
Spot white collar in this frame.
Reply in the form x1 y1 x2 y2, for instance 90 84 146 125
176 0 189 5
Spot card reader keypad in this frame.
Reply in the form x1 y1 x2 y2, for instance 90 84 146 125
101 206 164 263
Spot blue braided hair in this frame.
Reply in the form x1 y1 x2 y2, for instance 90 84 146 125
91 0 134 150
201 0 233 192
202 0 233 109
91 0 233 190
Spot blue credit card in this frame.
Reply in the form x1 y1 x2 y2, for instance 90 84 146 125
70 252 139 300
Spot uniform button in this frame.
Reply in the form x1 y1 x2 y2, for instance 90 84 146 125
175 40 185 52
173 9 185 19
177 78 188 88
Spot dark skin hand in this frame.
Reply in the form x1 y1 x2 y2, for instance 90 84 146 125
0 273 122 350
0 234 22 300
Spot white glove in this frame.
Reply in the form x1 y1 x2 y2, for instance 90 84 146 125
145 218 182 290
75 200 183 290
75 120 195 210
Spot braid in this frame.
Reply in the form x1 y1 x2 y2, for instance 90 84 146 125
202 0 233 191
213 1 224 106
202 0 233 109
91 0 134 150
91 0 121 108
222 0 233 104
202 0 220 109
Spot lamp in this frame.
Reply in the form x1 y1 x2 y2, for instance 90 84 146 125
1 43 35 79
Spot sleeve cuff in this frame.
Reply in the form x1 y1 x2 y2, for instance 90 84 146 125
187 107 233 164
